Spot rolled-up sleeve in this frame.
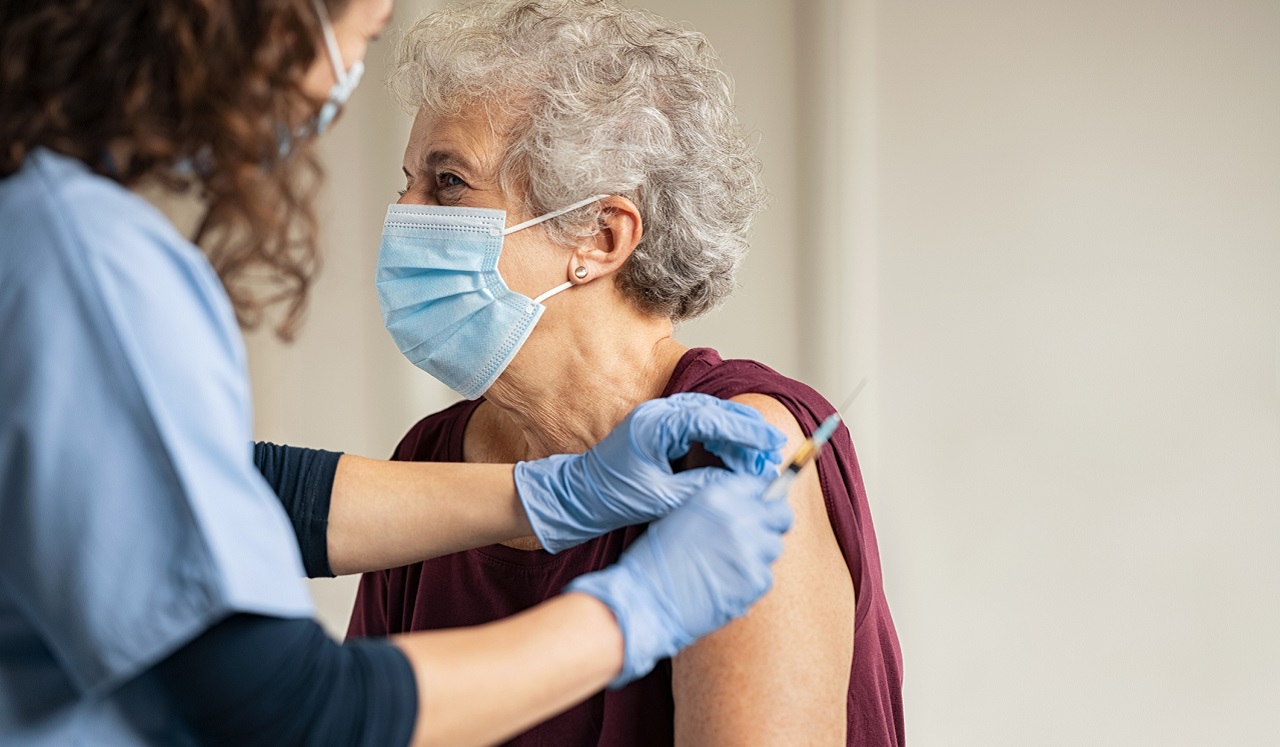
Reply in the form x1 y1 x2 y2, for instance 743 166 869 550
254 442 343 578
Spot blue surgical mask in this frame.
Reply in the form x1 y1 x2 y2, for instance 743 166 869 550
376 195 609 399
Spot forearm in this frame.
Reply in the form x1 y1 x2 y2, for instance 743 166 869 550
264 394 785 576
153 614 418 747
326 454 533 575
156 597 620 747
393 592 623 747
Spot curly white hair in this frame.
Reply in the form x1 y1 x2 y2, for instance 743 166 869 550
389 0 767 321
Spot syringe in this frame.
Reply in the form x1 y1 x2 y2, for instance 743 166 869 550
762 378 867 502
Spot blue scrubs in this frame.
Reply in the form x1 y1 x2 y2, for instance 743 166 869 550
0 149 313 744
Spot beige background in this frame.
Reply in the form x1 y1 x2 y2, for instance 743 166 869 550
245 1 1280 743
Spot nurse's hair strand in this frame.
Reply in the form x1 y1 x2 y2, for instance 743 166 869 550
0 0 354 339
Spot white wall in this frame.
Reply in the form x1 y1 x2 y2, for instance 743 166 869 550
245 0 1280 742
872 1 1280 744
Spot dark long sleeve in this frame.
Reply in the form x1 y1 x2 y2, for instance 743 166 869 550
254 442 343 578
151 614 418 747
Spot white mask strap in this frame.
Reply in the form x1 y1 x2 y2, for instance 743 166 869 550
502 194 611 236
531 281 575 306
312 0 350 84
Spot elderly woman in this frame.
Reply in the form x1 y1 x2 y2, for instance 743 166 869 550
350 1 903 745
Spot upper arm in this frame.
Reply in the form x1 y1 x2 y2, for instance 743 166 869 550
672 393 854 746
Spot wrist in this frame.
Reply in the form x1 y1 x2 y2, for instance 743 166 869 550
564 560 683 688
513 455 584 553
557 591 626 683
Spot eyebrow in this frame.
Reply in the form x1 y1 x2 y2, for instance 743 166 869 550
407 149 480 179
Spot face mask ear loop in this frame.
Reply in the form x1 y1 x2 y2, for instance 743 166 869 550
531 281 575 307
312 0 349 85
502 194 612 236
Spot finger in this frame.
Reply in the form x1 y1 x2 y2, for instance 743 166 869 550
673 465 736 485
745 563 776 604
670 403 787 461
713 471 773 495
655 466 730 506
626 394 728 462
756 531 786 566
693 472 771 516
760 497 795 534
681 395 768 424
663 392 727 409
700 438 783 476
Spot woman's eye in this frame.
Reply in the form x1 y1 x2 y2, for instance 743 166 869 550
437 172 466 189
397 188 407 197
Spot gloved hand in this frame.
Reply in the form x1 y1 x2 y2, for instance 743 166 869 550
514 392 785 553
565 472 793 687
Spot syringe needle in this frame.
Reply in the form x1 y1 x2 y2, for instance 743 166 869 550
763 377 870 502
835 377 869 417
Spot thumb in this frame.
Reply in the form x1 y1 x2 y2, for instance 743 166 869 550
759 493 795 534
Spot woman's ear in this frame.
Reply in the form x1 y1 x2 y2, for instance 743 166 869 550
565 196 643 284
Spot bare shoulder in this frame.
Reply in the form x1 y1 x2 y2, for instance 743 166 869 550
728 393 806 451
671 391 854 746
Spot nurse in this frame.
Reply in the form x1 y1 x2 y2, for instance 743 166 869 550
0 2 793 746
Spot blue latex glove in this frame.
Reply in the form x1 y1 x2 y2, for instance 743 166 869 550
565 472 794 687
514 393 786 553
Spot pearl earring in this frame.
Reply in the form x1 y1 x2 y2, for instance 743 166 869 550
574 266 588 279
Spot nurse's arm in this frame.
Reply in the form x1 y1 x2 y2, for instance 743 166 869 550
253 442 532 576
393 591 624 747
327 454 530 575
153 593 623 747
259 395 781 578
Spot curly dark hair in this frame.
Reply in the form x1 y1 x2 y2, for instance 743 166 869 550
0 0 353 338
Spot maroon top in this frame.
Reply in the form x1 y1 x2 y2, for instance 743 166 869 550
348 348 904 746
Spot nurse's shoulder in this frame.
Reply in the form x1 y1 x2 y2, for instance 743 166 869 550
0 149 312 742
0 148 243 360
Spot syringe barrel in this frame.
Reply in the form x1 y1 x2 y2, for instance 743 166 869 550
762 469 798 502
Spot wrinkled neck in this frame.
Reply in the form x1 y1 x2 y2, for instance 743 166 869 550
483 305 686 460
